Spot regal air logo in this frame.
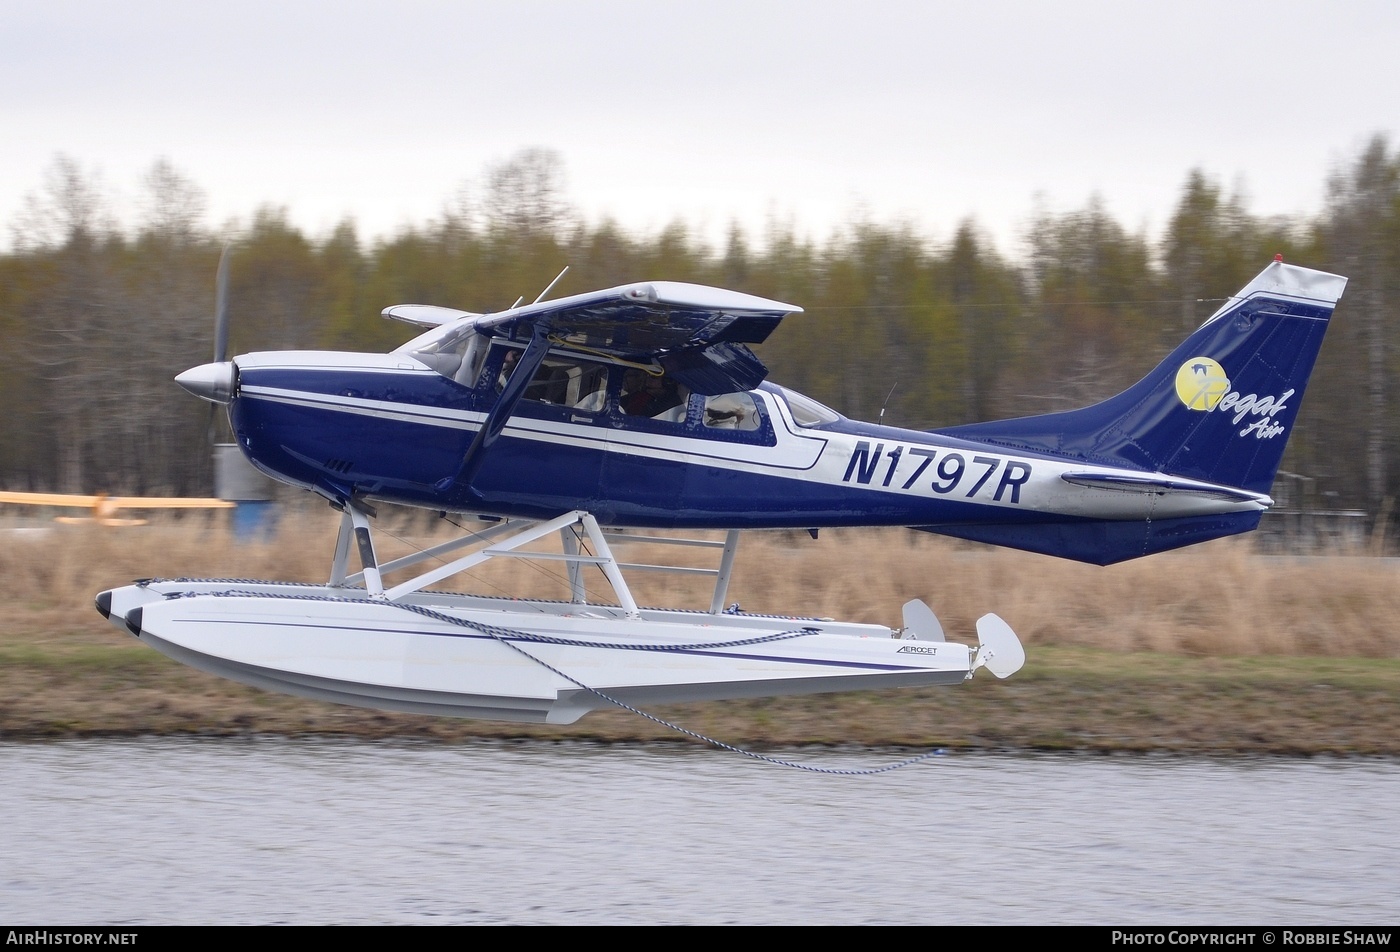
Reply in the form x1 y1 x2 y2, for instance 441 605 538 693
1174 357 1294 440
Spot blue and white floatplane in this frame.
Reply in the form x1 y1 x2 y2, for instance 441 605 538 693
97 259 1346 722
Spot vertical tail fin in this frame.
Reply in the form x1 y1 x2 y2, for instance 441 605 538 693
942 260 1347 495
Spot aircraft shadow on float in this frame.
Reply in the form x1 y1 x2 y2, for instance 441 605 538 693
96 258 1346 724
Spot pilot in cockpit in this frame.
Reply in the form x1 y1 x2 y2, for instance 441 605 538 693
621 369 684 418
496 349 519 391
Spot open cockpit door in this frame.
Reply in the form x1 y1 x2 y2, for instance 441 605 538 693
441 326 554 493
391 281 802 396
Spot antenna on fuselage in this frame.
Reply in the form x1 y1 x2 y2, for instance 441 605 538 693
532 266 570 304
505 266 571 311
878 381 898 425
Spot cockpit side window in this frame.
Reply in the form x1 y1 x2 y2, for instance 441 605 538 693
477 347 776 443
527 359 609 409
488 345 609 412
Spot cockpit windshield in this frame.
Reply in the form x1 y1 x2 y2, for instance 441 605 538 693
774 387 841 427
399 324 487 387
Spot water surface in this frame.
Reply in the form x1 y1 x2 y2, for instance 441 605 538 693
3 739 1396 925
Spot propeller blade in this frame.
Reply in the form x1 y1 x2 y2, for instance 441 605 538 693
214 244 231 363
204 244 233 443
205 401 218 445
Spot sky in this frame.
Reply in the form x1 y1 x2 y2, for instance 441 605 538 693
4 0 1400 255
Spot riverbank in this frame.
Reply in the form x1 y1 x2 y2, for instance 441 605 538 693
3 517 1398 754
5 627 1398 754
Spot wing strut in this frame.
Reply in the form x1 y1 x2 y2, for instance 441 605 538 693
437 324 552 495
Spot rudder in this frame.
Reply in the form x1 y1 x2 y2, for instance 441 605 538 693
940 260 1347 495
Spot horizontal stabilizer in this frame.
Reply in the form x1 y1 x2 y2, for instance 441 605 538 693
1059 472 1270 505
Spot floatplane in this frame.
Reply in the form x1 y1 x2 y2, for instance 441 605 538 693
96 258 1346 724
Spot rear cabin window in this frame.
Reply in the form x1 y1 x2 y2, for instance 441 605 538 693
702 392 760 430
776 387 841 427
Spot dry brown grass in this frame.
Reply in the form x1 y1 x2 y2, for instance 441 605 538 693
727 530 1400 658
4 505 1398 659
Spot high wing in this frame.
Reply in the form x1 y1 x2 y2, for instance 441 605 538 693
381 304 480 328
388 281 802 395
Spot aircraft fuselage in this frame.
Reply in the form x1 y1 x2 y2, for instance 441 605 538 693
228 346 1266 543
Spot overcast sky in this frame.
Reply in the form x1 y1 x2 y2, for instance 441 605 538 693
5 0 1399 254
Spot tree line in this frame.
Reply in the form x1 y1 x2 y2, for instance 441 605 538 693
2 142 1397 530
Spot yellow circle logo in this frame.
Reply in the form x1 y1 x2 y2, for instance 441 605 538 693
1175 357 1230 411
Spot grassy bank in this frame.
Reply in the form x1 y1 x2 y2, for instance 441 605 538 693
3 511 1398 753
